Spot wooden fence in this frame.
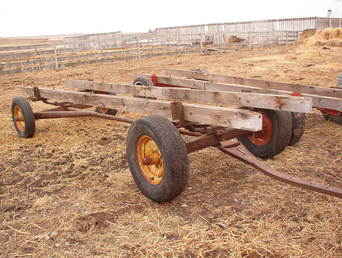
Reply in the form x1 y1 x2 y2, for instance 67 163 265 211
0 46 198 74
1 17 342 75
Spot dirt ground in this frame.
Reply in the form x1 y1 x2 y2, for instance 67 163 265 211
0 38 50 47
0 44 341 257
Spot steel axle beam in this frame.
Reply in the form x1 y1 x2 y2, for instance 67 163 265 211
186 130 251 153
34 111 134 123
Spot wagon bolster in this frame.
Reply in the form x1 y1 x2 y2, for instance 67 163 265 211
22 87 263 131
141 74 341 112
65 79 313 113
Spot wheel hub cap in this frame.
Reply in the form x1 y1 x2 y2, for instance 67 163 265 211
248 113 273 145
136 135 165 184
13 105 25 132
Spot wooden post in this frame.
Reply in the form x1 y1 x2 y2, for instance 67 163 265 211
54 47 58 70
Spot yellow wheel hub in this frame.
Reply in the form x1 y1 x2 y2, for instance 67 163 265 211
13 105 25 132
136 135 165 185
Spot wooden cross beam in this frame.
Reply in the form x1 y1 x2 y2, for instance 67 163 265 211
22 86 263 132
64 80 312 113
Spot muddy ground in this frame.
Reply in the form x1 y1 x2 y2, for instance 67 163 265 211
0 44 341 257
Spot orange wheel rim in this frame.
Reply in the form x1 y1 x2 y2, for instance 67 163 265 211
136 135 165 185
13 105 25 132
248 113 273 145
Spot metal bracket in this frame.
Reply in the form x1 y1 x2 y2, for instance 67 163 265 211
31 87 46 101
171 101 186 126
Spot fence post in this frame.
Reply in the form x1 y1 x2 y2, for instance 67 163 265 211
54 47 59 70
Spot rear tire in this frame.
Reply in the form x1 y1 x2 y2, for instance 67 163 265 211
336 73 342 88
133 77 151 86
322 112 342 125
238 110 292 159
126 115 189 202
11 97 36 138
288 113 306 146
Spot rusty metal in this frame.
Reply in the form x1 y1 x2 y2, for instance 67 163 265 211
178 128 202 137
186 130 251 153
32 87 44 101
220 140 240 149
249 112 273 146
42 100 92 109
34 111 133 123
43 106 70 112
218 145 342 199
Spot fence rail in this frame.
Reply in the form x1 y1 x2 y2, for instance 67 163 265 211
1 17 341 75
0 46 199 74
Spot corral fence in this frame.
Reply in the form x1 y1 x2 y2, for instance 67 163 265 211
1 17 342 74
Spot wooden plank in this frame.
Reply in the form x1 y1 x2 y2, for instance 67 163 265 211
142 74 342 112
160 69 342 99
22 87 262 131
65 80 312 113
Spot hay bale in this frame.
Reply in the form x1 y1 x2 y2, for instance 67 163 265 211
300 28 342 47
226 35 245 43
299 29 317 41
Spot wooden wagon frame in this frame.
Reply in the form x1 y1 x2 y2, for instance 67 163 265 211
11 69 342 202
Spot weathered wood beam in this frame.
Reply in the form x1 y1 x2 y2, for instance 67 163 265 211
160 69 342 99
22 87 262 131
141 74 342 111
65 80 312 113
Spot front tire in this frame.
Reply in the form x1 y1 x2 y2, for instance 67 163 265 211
11 97 36 138
126 115 189 202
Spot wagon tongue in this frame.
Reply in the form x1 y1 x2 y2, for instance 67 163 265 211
218 144 342 199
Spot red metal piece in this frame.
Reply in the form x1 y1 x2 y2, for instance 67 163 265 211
151 74 159 86
248 113 273 145
150 74 185 88
292 92 341 116
319 108 342 116
291 92 302 97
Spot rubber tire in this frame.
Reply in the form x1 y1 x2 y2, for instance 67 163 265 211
322 113 342 125
288 113 306 146
126 115 189 203
336 73 342 88
11 97 36 138
237 110 293 159
133 77 151 86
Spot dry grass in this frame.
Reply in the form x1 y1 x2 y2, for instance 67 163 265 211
300 28 342 48
0 44 341 257
0 38 51 47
